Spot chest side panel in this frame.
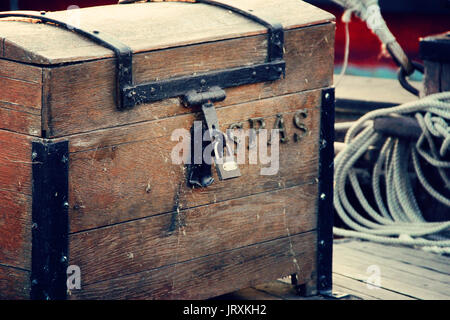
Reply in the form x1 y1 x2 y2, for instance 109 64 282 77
0 131 33 299
66 86 325 299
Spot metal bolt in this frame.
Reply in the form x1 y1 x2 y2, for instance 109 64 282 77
252 71 257 77
31 279 38 286
320 193 326 200
324 92 330 101
200 79 206 86
277 67 283 73
150 87 156 95
61 256 68 263
31 152 38 160
63 201 70 209
61 155 68 164
31 222 38 230
320 240 325 247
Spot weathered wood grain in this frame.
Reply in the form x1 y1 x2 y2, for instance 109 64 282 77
0 131 32 283
441 63 450 92
0 59 41 84
0 59 42 136
340 240 450 276
0 77 41 111
333 243 450 300
0 1 334 300
44 23 334 137
331 274 412 300
0 265 30 300
0 130 33 195
423 61 441 96
69 183 318 285
0 0 334 65
0 190 32 271
67 90 322 232
0 104 41 137
69 231 316 300
423 60 450 95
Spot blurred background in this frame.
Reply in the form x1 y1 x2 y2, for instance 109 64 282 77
1 0 449 80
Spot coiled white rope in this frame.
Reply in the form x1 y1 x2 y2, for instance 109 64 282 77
333 92 450 254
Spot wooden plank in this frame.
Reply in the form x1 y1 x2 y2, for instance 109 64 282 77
335 75 422 123
67 90 322 232
332 273 414 300
423 61 441 95
333 244 450 300
0 265 30 299
0 0 334 65
335 245 450 286
0 59 42 136
336 75 419 106
0 77 41 110
69 231 317 300
0 190 32 271
0 59 42 84
44 23 334 137
69 183 318 285
0 130 33 195
332 282 375 300
341 240 450 276
0 104 41 136
441 63 450 92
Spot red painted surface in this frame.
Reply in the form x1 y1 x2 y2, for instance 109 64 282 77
329 6 450 69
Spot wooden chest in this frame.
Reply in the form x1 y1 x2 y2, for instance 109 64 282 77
0 0 335 300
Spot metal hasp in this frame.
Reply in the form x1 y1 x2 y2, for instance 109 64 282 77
0 0 285 110
121 0 285 109
184 86 241 187
317 88 335 295
31 140 69 300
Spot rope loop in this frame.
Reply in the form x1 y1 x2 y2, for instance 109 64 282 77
334 92 450 253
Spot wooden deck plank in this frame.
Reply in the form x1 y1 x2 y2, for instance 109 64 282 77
225 239 449 300
334 244 450 286
341 240 450 274
336 75 419 107
332 273 414 300
333 241 450 300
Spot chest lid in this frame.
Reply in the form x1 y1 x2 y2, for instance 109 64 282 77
0 0 333 65
0 0 333 110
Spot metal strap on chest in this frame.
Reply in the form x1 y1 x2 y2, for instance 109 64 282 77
0 1 285 110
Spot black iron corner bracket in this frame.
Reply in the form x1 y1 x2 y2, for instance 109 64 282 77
317 87 335 295
31 140 69 300
0 0 285 110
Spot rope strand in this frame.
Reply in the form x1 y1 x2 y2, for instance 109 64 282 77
334 92 450 253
